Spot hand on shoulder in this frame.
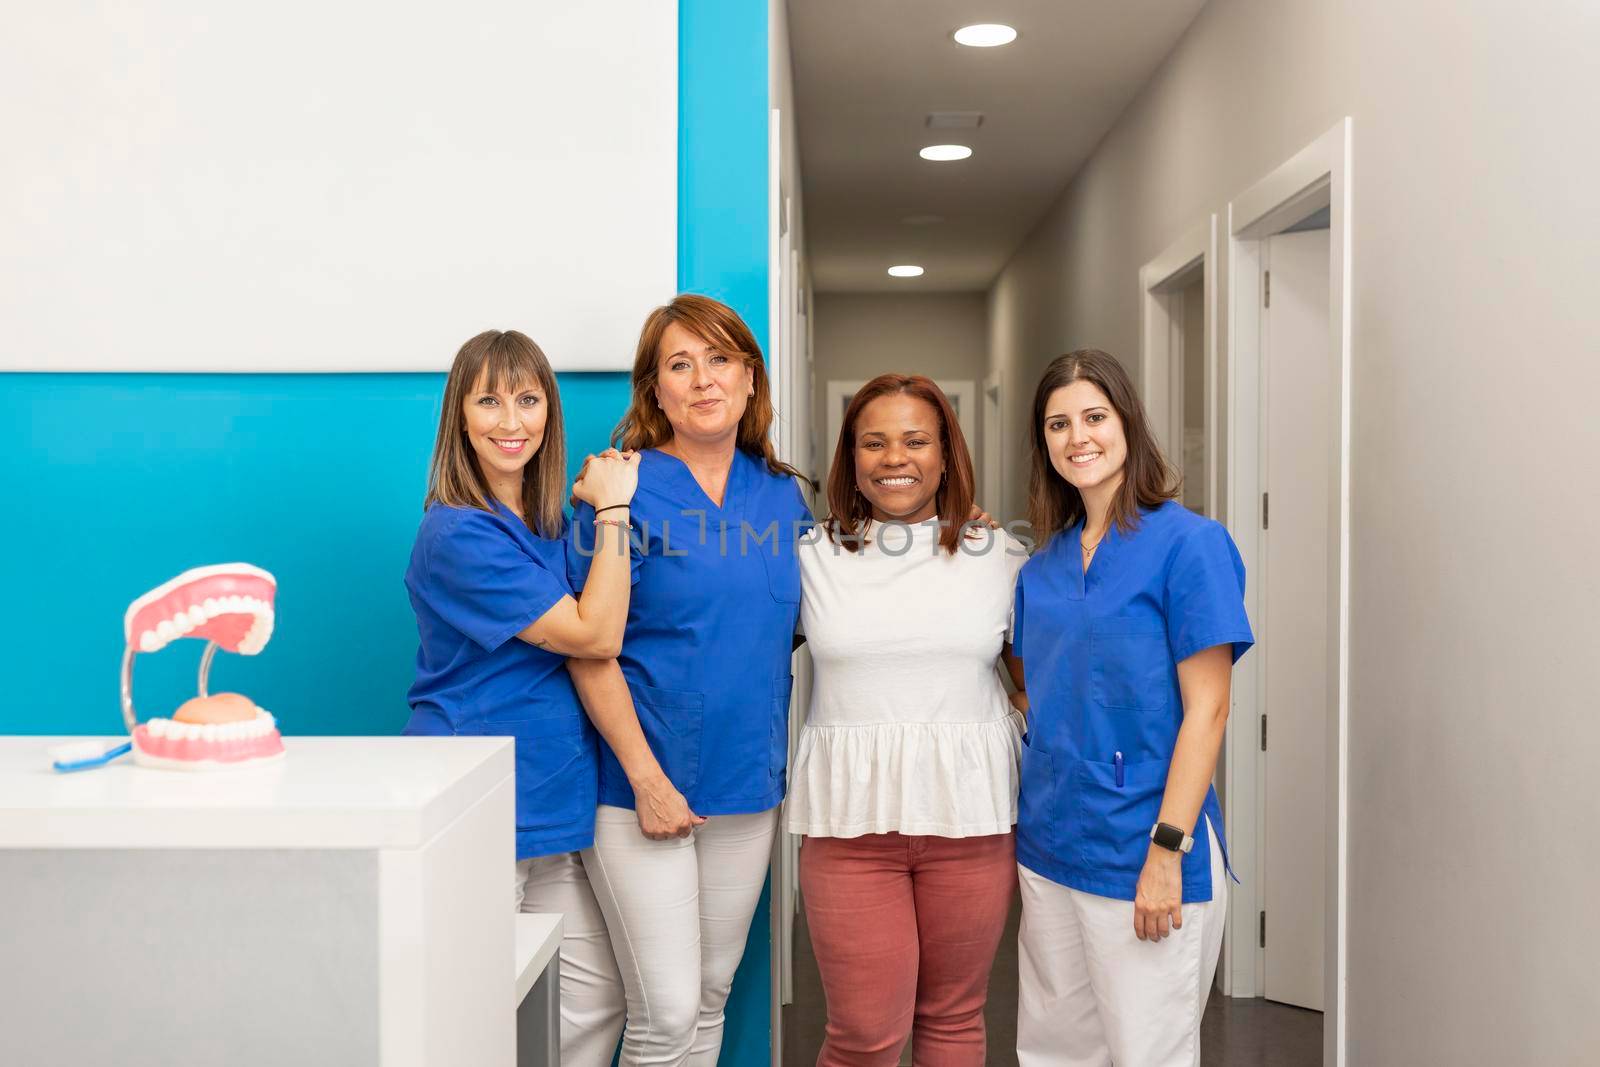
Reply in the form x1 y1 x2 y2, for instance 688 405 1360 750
571 449 640 508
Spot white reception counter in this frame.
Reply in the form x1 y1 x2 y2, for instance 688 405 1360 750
0 736 546 1067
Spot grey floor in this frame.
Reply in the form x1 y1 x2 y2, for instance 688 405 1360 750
783 888 1323 1065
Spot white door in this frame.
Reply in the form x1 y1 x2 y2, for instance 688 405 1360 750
1261 227 1331 1011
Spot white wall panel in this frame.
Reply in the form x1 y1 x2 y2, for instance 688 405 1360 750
1 1 677 372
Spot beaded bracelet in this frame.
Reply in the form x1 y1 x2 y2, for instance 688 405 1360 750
593 517 633 530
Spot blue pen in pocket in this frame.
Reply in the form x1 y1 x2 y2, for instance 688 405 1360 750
1114 750 1124 788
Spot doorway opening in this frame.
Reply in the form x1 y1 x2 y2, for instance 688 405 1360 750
1139 215 1218 518
1224 118 1354 1067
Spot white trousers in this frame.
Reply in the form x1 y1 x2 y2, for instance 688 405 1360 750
582 804 780 1066
1017 821 1227 1067
513 851 626 1067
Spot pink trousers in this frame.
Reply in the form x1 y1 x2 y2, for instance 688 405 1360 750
800 831 1017 1067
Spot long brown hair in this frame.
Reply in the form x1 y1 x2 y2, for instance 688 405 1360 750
612 293 802 481
424 330 567 538
826 374 975 555
1027 348 1177 546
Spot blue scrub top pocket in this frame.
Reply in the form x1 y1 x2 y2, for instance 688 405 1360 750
483 684 582 728
507 716 594 834
1073 755 1168 873
759 534 802 604
769 673 794 782
1018 737 1058 856
1089 617 1170 712
628 680 705 794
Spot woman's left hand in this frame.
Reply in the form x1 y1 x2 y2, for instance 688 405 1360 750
1133 845 1184 941
965 503 1001 532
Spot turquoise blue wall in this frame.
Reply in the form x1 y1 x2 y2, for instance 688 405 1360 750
0 0 773 1061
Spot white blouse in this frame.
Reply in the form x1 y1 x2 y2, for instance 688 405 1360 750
785 519 1028 839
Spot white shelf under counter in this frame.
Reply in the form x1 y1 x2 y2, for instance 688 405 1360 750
0 736 523 1067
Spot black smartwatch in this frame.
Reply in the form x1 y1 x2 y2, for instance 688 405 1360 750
1149 821 1194 854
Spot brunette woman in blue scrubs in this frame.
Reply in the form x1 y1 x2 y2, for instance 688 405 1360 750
404 329 638 1066
566 295 810 1065
1011 349 1253 1067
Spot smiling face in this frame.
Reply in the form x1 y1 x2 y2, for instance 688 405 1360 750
461 370 547 484
653 320 755 447
1043 378 1128 502
853 392 945 525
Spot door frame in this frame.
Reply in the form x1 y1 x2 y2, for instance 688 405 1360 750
982 371 1003 518
1224 117 1353 1067
1138 215 1218 517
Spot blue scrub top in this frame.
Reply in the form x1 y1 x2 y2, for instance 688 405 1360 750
404 501 599 860
1013 500 1254 903
568 447 811 816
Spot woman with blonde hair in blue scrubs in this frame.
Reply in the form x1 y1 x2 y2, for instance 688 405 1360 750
1011 349 1254 1067
404 329 639 1065
566 294 811 1065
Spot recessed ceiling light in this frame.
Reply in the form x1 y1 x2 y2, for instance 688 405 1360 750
954 24 1018 48
919 144 972 162
887 265 925 278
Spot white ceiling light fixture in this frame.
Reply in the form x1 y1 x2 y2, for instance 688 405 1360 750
919 144 972 162
887 265 925 278
953 23 1018 48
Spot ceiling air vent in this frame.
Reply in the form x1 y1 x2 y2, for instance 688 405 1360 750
925 111 984 130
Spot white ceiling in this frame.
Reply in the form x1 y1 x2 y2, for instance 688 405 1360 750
790 0 1208 293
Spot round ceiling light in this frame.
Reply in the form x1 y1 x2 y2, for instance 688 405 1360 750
887 265 925 278
919 144 972 162
954 24 1017 48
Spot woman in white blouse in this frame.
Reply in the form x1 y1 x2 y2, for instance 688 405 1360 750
787 373 1028 1066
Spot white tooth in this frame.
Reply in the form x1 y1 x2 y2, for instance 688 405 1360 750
203 598 221 616
140 631 162 653
156 620 176 642
188 605 207 626
174 614 194 634
149 719 169 737
197 724 215 741
227 595 246 612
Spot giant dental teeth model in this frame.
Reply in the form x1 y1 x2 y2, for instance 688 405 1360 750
122 563 285 770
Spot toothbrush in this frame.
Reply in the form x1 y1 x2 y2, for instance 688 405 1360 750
49 739 133 773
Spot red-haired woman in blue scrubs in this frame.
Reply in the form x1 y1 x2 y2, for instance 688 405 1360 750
404 329 638 1066
1012 349 1254 1067
566 295 811 1066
